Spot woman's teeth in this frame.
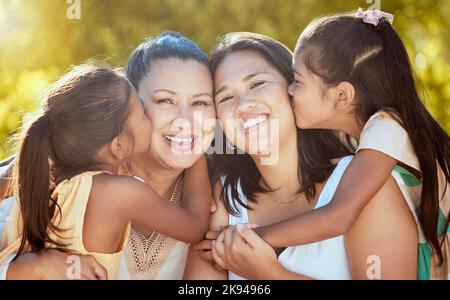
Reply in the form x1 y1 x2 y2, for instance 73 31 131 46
165 136 194 143
243 115 268 130
164 136 194 151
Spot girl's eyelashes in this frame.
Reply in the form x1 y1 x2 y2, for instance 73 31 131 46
142 105 148 117
139 98 148 116
293 79 303 85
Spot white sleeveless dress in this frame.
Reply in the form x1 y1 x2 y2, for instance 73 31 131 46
226 156 353 280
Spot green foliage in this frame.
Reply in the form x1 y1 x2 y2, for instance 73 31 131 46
0 0 449 159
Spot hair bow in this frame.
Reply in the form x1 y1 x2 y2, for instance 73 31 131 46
355 7 394 26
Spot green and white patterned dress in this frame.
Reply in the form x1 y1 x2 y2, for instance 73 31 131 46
357 111 449 280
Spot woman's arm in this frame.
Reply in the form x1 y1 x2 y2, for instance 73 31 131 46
255 150 397 247
183 180 228 280
344 176 417 279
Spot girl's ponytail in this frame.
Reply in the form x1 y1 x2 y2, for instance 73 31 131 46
14 113 63 256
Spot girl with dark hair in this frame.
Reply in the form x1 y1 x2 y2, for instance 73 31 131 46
184 32 417 279
0 61 211 279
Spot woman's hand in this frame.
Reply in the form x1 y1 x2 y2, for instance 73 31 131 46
212 224 282 279
7 249 107 280
194 230 226 271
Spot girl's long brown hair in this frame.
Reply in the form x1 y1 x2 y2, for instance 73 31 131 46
296 13 450 264
13 64 133 256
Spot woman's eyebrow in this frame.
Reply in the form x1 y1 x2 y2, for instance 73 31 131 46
215 85 228 95
193 92 213 98
153 89 176 95
244 72 270 81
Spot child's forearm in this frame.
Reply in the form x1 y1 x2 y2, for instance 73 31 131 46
181 156 212 240
254 203 350 247
255 151 398 248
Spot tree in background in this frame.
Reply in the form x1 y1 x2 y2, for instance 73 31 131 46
0 0 449 159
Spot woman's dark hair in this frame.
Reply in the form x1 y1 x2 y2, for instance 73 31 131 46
295 13 450 264
13 64 135 256
126 31 209 89
208 32 351 216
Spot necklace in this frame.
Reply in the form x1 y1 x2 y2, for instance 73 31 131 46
125 173 184 280
268 192 303 204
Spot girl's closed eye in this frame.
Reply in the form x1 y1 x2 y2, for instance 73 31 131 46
294 78 303 85
142 103 148 118
138 98 147 117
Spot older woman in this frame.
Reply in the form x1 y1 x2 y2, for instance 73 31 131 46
0 32 216 280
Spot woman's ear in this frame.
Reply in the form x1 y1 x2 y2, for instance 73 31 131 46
334 81 356 110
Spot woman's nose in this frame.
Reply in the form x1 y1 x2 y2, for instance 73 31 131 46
172 105 194 132
236 95 256 114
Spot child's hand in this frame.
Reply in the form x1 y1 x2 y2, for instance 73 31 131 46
212 224 279 279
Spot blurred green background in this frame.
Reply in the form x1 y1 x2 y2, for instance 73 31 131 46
0 0 449 159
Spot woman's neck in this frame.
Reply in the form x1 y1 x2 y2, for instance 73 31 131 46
251 134 300 199
129 154 183 200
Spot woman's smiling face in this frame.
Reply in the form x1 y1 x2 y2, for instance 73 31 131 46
214 50 296 158
138 58 216 170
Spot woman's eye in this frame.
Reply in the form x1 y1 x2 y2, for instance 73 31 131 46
250 81 265 89
157 98 174 105
193 100 209 107
219 95 233 103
